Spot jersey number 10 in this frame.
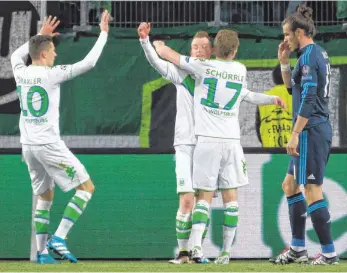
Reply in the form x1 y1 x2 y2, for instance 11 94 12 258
201 78 242 110
16 86 49 117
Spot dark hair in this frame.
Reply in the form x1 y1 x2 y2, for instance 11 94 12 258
282 4 316 37
272 64 284 85
29 35 53 60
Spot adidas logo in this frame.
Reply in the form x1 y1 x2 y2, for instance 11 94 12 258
307 174 315 180
301 212 307 218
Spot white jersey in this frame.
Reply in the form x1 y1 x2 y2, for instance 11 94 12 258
140 38 196 145
11 32 108 145
179 56 249 139
166 67 196 146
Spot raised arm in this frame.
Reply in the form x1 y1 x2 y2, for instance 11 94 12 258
11 15 60 74
50 11 110 85
138 22 187 84
278 42 292 89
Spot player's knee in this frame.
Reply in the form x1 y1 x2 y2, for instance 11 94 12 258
282 181 290 194
179 193 194 212
76 179 95 194
282 175 299 196
304 184 323 205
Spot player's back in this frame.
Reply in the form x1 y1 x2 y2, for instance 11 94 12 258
187 58 247 139
15 65 62 145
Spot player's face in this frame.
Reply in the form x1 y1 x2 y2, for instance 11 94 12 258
283 23 299 51
190 37 212 59
44 42 57 67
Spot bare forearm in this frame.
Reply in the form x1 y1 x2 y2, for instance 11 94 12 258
281 71 291 88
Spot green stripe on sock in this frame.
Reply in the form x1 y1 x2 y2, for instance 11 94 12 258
64 204 82 222
176 218 192 240
35 210 49 220
224 213 238 227
176 219 192 229
35 221 49 233
192 211 209 224
72 196 87 210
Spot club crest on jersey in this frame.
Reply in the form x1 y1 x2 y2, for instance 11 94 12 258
322 51 329 59
241 160 247 175
185 56 190 63
301 65 310 76
178 179 185 186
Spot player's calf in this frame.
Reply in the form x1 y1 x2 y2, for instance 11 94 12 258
35 199 53 255
308 199 338 261
50 180 94 263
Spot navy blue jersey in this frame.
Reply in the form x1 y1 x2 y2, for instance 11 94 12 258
291 44 331 128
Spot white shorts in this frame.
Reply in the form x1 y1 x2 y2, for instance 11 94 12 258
193 137 249 191
22 141 90 195
174 145 195 194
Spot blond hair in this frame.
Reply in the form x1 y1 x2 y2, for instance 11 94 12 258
192 31 212 46
214 29 239 58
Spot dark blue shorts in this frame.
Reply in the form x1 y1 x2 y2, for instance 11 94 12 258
287 121 332 185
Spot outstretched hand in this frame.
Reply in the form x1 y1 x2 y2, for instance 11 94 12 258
39 15 60 37
138 22 151 39
273 97 286 110
99 10 111 32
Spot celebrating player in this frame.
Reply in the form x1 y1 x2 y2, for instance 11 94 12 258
10 12 110 264
154 29 286 264
138 22 212 264
271 5 338 265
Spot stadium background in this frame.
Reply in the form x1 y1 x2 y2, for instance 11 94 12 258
0 0 346 260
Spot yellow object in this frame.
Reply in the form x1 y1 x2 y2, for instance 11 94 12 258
258 85 293 147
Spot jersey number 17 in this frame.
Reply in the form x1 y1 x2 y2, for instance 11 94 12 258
201 77 242 110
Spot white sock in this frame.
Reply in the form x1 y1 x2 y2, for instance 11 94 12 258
55 190 92 239
221 201 238 255
189 200 210 250
176 210 192 252
35 199 52 254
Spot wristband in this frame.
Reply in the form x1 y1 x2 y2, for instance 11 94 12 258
281 63 291 72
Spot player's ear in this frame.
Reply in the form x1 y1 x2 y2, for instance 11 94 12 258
295 28 303 39
41 50 47 59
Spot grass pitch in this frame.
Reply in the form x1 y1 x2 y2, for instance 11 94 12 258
0 260 346 272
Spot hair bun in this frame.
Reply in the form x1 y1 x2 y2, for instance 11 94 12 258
297 5 313 20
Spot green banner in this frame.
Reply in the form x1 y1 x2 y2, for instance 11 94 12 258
1 153 347 258
0 24 347 139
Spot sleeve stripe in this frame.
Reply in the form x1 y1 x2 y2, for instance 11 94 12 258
298 82 317 113
301 44 314 66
